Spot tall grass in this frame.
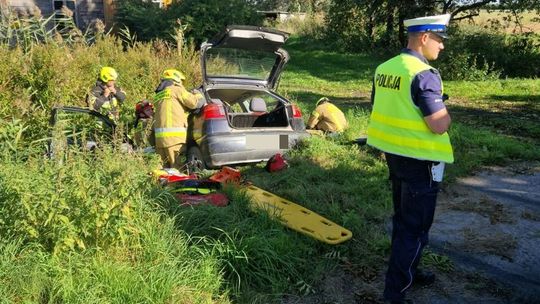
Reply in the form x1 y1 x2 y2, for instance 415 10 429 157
0 216 229 303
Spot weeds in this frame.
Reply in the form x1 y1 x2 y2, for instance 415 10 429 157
421 250 455 273
0 216 228 303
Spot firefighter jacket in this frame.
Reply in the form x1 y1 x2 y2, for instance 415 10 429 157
153 80 202 148
367 53 454 163
86 80 126 118
307 102 348 132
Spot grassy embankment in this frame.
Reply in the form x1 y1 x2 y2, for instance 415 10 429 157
0 26 539 303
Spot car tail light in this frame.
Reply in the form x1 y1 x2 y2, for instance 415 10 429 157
292 105 302 118
203 104 225 120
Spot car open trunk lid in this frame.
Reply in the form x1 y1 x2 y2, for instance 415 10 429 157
201 25 290 90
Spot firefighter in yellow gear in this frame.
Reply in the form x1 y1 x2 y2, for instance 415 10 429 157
153 69 204 168
86 67 126 121
307 97 348 133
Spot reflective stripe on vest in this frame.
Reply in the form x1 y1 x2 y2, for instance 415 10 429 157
154 127 187 138
367 53 454 163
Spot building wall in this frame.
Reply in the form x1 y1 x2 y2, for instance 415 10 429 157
78 0 105 29
7 0 53 17
5 0 106 29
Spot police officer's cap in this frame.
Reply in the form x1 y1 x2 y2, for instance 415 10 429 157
404 14 451 39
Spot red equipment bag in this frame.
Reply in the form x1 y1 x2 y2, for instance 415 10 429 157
135 100 154 119
177 193 229 207
265 153 288 172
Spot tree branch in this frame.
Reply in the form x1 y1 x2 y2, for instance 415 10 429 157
450 0 498 18
452 12 480 21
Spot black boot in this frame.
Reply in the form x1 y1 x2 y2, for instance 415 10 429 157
414 269 435 286
385 299 415 304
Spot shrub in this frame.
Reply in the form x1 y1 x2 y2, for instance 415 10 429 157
0 147 159 253
437 51 501 81
436 28 540 80
116 0 264 45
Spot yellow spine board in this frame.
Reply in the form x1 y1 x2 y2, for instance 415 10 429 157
244 185 352 245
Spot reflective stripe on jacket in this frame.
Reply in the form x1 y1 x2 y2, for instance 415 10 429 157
307 103 348 132
153 82 200 148
367 53 454 163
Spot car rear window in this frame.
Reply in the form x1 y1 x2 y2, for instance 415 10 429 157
205 48 276 81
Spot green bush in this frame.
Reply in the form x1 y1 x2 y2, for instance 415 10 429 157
116 0 264 45
114 0 174 41
437 51 501 81
433 28 539 80
0 148 159 253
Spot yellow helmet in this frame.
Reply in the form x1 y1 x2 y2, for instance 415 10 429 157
316 97 330 106
100 66 118 82
162 69 186 83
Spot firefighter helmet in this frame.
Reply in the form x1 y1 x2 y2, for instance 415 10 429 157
99 66 118 82
316 97 330 106
162 69 186 83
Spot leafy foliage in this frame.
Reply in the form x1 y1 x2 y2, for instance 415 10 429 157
323 0 540 78
437 28 540 79
115 0 264 45
0 147 159 253
114 0 174 41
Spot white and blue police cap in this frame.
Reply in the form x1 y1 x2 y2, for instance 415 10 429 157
404 14 451 39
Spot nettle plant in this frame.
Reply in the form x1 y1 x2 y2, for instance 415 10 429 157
0 146 157 253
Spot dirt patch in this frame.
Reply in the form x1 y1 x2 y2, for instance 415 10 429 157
283 162 540 304
425 161 540 303
444 196 515 224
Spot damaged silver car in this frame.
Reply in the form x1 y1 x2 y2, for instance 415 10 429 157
187 25 309 168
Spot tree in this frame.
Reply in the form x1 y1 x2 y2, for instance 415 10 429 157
257 0 331 13
325 0 540 52
115 0 263 44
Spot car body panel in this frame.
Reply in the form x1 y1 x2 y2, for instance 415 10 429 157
197 130 307 168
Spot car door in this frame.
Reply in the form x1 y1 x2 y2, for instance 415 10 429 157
48 106 121 156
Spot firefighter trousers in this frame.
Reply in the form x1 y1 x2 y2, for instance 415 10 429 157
156 144 186 168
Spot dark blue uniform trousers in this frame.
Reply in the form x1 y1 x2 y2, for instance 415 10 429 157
383 153 439 302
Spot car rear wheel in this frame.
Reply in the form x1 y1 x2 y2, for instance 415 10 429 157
186 145 206 171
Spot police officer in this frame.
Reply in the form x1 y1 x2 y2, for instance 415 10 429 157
307 97 348 133
367 14 454 304
86 66 126 121
153 69 204 168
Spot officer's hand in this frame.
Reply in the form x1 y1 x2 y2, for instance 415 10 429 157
109 86 117 95
104 87 111 97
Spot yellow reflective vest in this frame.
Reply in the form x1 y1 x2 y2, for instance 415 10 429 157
153 82 201 148
367 53 454 163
